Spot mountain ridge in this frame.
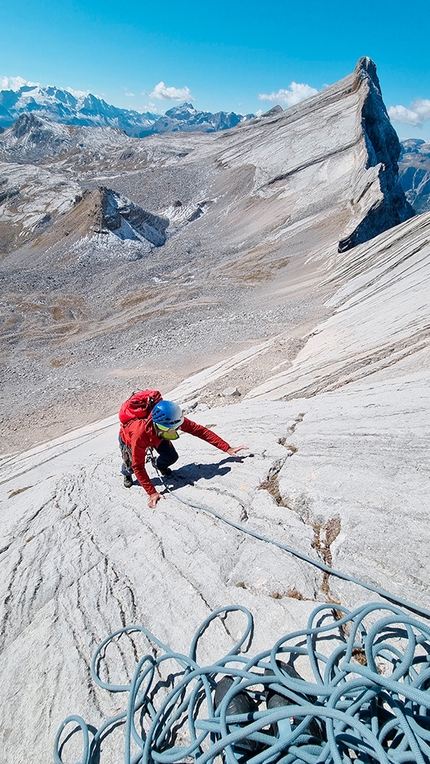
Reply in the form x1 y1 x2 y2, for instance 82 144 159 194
0 57 416 455
0 82 253 137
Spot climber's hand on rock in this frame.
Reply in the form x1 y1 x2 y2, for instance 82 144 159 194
148 491 165 508
227 445 249 456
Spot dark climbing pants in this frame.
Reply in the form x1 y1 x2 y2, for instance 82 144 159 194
119 437 179 478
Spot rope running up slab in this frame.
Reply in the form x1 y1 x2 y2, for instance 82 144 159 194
156 474 430 622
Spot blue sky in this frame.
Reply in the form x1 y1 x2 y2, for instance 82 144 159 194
1 0 430 140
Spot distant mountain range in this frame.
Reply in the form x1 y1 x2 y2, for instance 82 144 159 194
1 80 429 213
398 138 430 213
0 83 253 137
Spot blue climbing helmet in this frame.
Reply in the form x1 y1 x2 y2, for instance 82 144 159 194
151 400 184 429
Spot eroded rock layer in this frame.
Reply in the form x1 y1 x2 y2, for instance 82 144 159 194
0 59 415 455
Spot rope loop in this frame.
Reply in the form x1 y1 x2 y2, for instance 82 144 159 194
54 603 430 764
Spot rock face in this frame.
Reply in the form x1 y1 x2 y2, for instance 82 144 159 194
337 58 414 250
0 57 415 459
398 138 430 213
1 206 430 764
71 187 169 246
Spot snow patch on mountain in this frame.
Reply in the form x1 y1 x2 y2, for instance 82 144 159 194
398 138 430 212
0 83 253 137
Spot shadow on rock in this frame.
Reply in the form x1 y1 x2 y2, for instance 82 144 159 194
156 455 250 489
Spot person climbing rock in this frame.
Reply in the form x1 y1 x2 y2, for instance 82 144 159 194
119 397 248 507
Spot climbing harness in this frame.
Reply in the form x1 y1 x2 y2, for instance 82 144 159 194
54 603 430 764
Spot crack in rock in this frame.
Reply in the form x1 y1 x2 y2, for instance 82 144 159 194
312 517 342 602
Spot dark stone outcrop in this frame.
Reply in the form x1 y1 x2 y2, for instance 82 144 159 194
338 58 415 252
398 139 430 213
93 187 169 246
0 187 19 204
0 113 72 162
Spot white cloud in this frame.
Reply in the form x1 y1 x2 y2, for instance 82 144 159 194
139 101 165 115
0 75 38 91
258 81 318 108
149 81 194 101
124 89 135 97
414 98 430 120
0 76 94 98
388 98 430 127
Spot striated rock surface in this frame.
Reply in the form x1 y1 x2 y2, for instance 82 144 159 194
0 59 417 459
244 212 430 402
1 205 430 764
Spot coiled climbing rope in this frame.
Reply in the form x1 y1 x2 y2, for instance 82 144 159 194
54 464 430 762
54 603 430 764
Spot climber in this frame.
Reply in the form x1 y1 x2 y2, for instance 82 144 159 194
119 398 248 507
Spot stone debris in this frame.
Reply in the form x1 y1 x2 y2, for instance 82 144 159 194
1 207 430 762
0 57 415 456
0 59 429 764
222 386 241 397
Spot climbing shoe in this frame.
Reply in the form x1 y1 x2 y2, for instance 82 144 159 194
265 664 322 740
158 467 172 477
123 475 134 488
214 675 258 756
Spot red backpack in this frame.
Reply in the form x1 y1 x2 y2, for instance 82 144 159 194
119 390 162 425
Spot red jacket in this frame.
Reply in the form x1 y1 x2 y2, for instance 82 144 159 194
119 416 230 495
